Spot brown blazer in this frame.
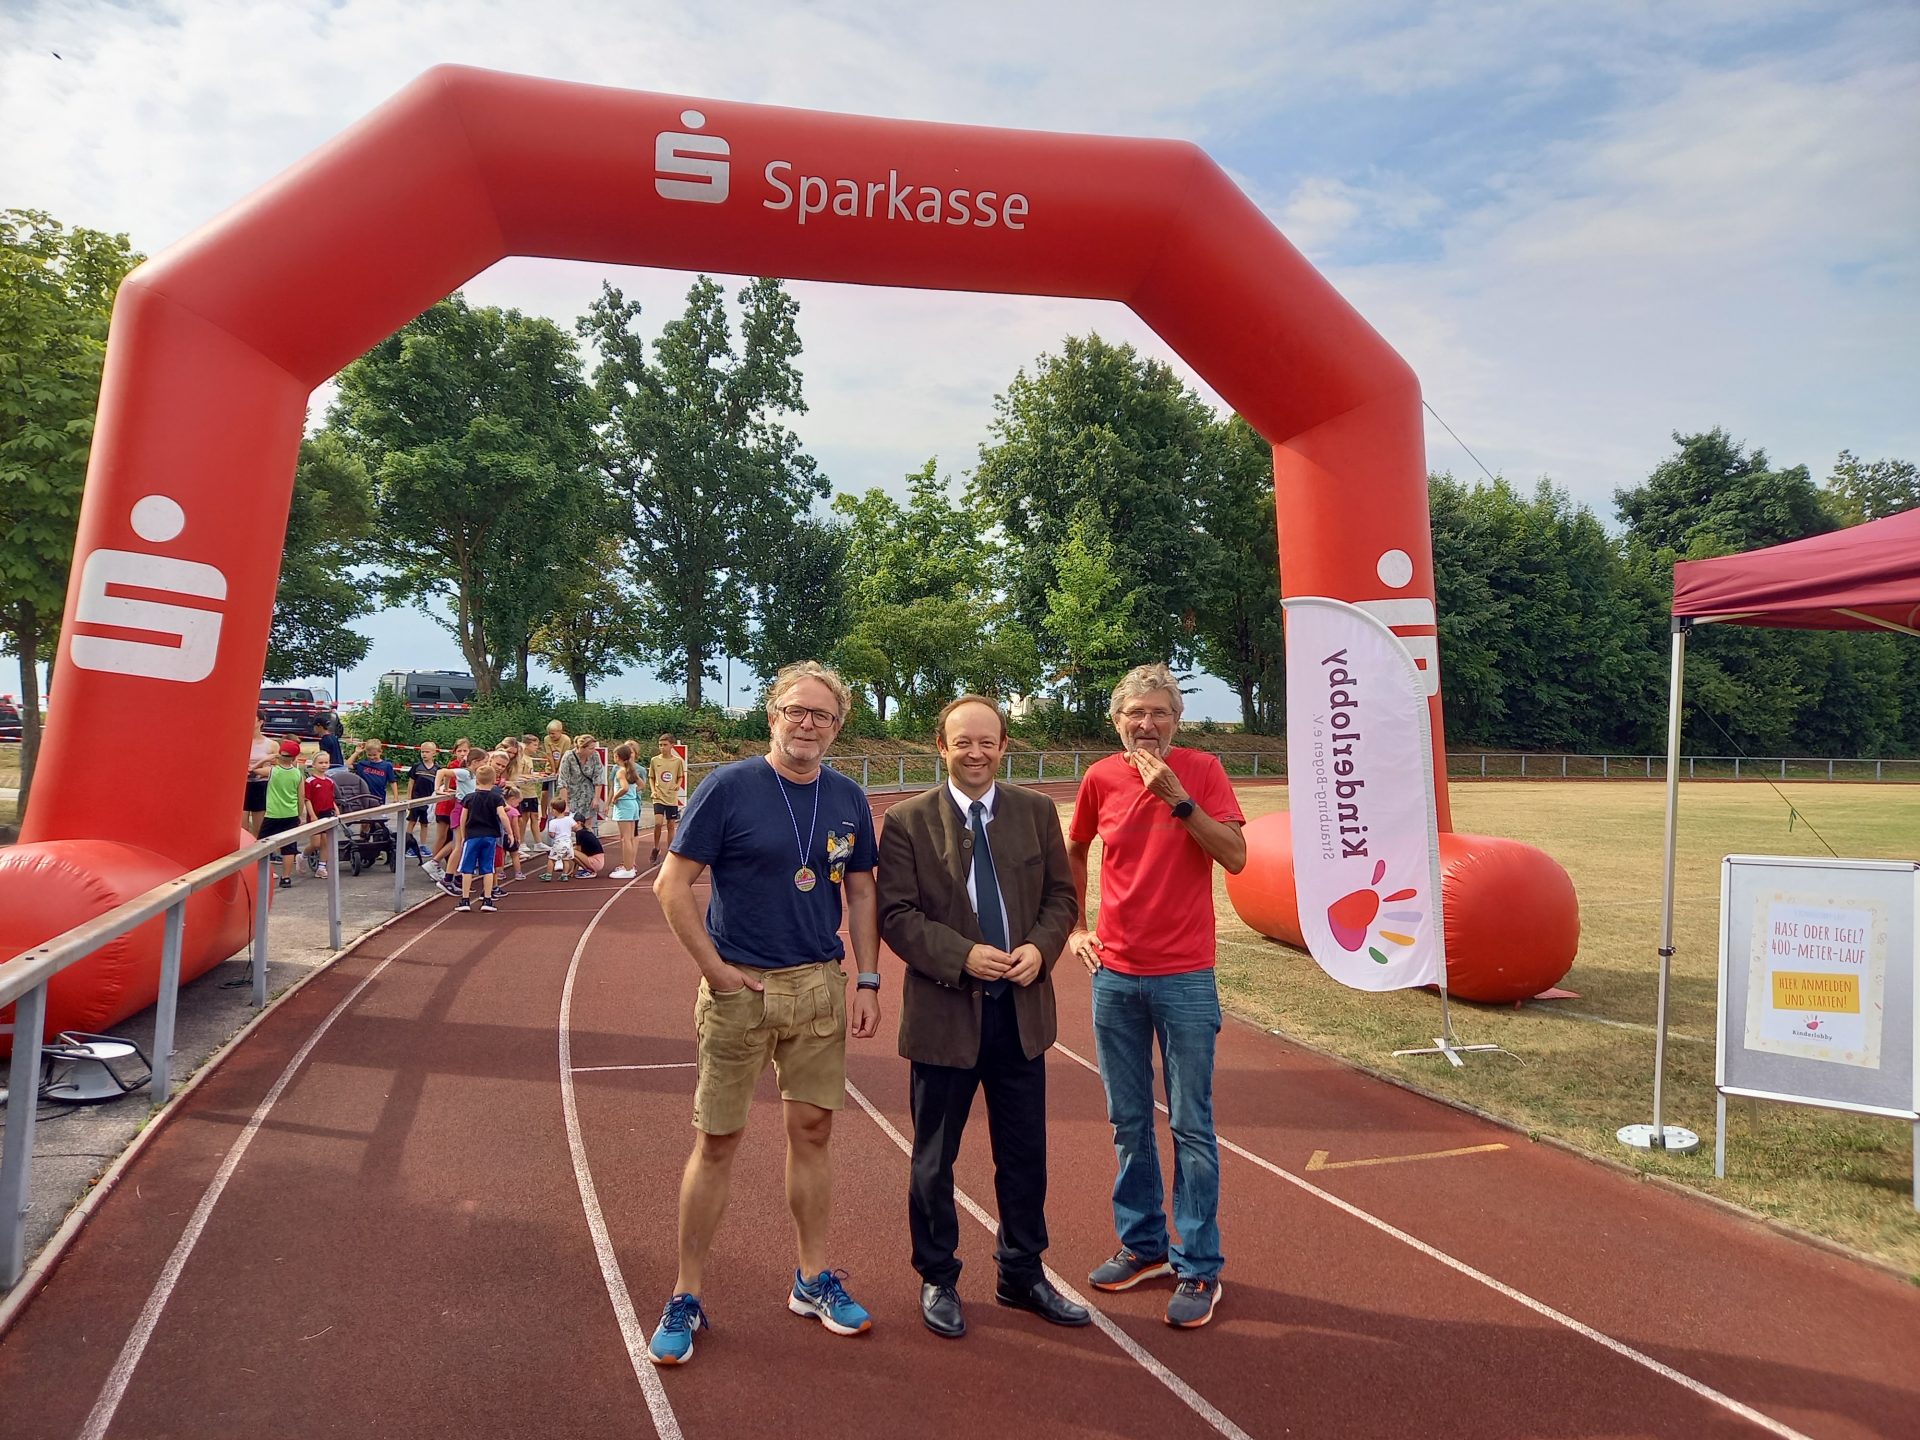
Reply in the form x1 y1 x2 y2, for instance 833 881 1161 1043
878 781 1078 1069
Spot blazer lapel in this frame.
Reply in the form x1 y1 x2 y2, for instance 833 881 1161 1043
933 793 979 938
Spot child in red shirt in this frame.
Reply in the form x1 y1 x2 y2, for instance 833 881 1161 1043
302 751 338 878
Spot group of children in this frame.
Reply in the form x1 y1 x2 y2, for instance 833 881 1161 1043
252 734 388 888
254 722 690 915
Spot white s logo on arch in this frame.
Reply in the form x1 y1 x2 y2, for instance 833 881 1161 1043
655 109 729 203
69 495 226 684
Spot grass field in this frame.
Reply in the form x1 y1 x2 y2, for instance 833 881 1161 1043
1071 779 1920 1276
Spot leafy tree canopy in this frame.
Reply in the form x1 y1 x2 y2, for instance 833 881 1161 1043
578 276 824 708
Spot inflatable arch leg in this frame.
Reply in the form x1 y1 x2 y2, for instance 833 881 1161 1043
0 66 1577 1045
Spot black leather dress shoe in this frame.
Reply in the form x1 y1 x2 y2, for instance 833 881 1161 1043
921 1281 966 1338
994 1275 1092 1326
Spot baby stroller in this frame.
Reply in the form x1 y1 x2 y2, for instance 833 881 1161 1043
335 787 397 874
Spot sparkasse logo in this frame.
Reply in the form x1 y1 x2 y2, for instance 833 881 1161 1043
652 111 1032 232
655 110 729 203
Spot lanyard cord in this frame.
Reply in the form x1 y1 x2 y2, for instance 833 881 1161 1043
774 768 821 870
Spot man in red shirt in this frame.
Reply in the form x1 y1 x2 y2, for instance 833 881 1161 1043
1067 663 1245 1330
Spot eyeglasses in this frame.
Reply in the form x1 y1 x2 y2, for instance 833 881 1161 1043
777 704 841 727
1118 706 1176 722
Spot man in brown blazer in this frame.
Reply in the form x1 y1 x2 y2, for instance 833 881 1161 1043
877 695 1088 1339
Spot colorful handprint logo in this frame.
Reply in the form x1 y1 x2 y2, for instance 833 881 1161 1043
1326 860 1423 965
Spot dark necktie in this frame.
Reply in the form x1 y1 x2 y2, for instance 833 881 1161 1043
970 800 1009 998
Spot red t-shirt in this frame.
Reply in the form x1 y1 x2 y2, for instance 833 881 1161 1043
303 775 336 815
1068 748 1245 976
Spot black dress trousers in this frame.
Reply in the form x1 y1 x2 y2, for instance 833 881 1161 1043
908 987 1049 1287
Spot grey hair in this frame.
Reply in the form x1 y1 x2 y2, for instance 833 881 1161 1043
766 660 852 721
1108 663 1185 723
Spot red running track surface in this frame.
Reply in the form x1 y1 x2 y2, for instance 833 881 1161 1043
1 789 1916 1439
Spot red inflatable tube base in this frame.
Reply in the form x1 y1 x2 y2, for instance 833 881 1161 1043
1225 813 1580 1004
0 839 257 1050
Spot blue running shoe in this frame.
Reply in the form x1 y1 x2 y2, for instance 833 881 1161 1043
787 1268 872 1335
648 1292 709 1366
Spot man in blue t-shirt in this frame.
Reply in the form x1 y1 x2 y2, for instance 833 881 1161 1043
646 661 882 1367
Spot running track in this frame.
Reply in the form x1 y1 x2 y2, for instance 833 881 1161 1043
1 789 1916 1440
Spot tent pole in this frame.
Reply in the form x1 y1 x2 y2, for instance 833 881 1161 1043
1620 619 1701 1154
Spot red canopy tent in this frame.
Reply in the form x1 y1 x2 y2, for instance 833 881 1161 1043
1626 506 1920 1156
1672 505 1920 635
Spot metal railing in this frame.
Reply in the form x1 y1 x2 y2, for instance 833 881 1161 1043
680 749 1919 795
0 784 492 1288
1448 753 1920 782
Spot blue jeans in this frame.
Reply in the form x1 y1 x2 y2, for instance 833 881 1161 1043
1090 966 1223 1281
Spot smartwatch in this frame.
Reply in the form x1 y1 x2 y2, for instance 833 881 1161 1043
856 972 882 991
1170 798 1196 820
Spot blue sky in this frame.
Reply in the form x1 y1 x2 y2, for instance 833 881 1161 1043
4 1 1916 718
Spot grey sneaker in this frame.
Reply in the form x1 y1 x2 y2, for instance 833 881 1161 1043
1087 1247 1173 1292
1166 1277 1221 1328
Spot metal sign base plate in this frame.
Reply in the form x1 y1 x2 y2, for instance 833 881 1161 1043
1616 1123 1701 1154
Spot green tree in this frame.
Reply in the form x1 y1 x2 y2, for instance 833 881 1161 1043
830 460 1035 723
1042 502 1137 723
746 514 851 682
328 293 603 696
267 432 375 681
530 535 651 700
972 335 1214 679
1824 449 1918 525
1615 428 1832 558
1616 430 1856 757
1189 417 1285 732
0 210 142 813
578 276 825 709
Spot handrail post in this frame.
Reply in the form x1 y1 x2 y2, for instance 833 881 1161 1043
252 855 272 1007
1037 752 1044 781
861 757 870 789
325 822 342 950
393 806 408 912
2 981 49 1287
1481 754 1487 777
149 896 187 1102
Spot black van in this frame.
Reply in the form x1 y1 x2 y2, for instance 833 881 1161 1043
378 670 478 717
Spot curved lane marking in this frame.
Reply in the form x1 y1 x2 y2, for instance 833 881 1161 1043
559 865 684 1440
1051 1042 1815 1440
81 907 462 1440
842 1079 1254 1440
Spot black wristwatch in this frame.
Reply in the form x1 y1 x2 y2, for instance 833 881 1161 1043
1170 798 1196 820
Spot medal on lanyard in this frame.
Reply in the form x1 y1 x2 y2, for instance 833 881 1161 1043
776 768 821 893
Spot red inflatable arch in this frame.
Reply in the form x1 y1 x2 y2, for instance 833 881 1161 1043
0 66 1577 1042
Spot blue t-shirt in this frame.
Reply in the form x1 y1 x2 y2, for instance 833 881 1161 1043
353 757 397 801
671 758 876 970
314 732 344 767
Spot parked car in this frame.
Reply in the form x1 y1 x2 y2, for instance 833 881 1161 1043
0 694 22 743
259 684 338 737
378 670 477 718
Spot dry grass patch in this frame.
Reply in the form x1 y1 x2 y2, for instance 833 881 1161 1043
1064 780 1920 1275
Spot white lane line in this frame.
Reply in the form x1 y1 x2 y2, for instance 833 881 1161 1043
570 1063 697 1074
842 1080 1252 1440
1051 1043 1814 1440
558 865 683 1440
80 909 461 1440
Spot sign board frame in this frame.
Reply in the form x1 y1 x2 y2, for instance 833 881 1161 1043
1714 854 1918 1208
